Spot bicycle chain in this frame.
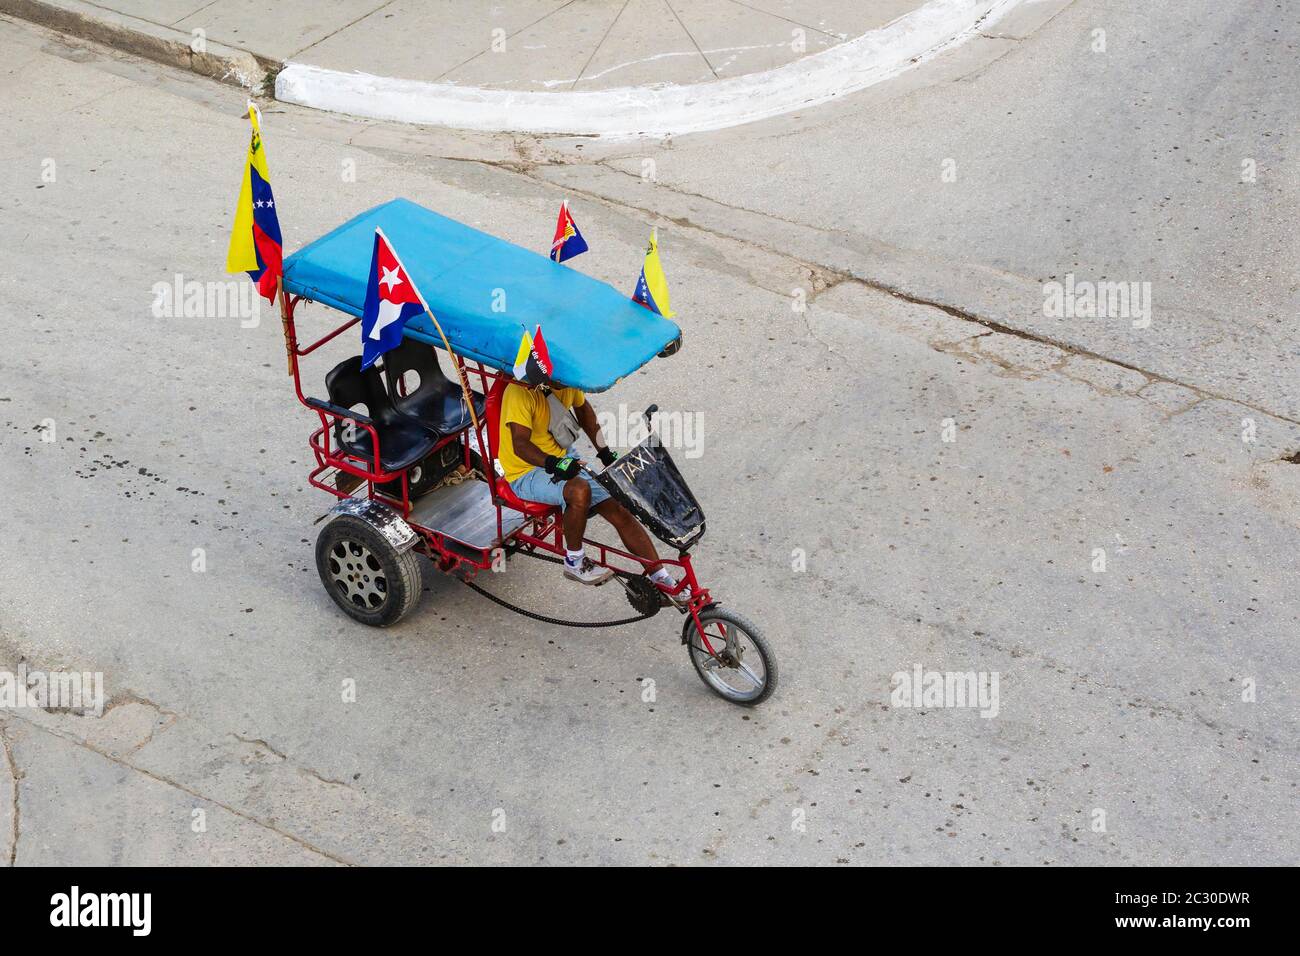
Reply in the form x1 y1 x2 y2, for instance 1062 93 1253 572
456 546 661 629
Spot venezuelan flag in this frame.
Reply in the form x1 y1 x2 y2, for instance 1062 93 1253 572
631 229 674 317
225 103 283 302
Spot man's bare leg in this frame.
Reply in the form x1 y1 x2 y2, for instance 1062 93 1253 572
592 499 662 572
560 479 615 585
562 477 592 550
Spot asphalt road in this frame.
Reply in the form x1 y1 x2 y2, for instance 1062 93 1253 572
0 3 1296 865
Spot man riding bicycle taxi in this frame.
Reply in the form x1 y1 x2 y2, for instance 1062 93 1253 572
498 379 689 604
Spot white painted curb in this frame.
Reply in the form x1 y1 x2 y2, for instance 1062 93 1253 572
276 0 1023 138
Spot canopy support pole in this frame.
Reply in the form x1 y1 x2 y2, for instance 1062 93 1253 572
277 276 293 376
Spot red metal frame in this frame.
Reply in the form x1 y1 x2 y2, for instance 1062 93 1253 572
280 293 718 651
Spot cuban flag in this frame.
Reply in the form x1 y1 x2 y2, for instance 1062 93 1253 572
550 200 588 263
360 228 425 370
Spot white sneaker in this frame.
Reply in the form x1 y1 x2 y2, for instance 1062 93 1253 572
651 573 693 608
564 557 615 586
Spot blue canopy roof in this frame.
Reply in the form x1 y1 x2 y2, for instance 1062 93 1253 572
282 198 681 392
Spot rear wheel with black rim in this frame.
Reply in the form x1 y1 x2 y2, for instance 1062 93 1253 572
315 515 422 627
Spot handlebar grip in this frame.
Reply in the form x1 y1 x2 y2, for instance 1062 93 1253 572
643 404 658 426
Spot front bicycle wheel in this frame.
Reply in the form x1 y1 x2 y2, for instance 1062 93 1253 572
683 607 777 706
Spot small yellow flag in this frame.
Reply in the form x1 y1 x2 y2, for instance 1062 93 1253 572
632 229 674 317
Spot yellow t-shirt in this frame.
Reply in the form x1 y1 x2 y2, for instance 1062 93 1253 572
498 383 586 483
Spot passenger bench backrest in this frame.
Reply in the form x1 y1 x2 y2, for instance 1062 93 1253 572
386 337 454 408
485 377 509 464
325 356 378 449
325 355 370 414
484 378 556 517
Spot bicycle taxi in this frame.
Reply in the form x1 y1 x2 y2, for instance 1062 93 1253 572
277 198 776 705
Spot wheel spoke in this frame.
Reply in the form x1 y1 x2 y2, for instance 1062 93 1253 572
686 614 773 703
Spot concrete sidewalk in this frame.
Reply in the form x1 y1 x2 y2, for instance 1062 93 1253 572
0 0 1038 135
2 0 930 90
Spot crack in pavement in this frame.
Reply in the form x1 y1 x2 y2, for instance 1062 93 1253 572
1 722 20 866
846 281 1300 426
1158 395 1208 422
444 154 1300 431
232 733 351 788
115 700 180 758
232 732 289 761
3 709 350 865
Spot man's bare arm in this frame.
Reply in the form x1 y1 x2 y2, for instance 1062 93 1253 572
575 399 606 450
507 422 557 468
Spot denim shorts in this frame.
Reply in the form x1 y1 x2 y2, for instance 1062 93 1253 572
509 450 610 510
